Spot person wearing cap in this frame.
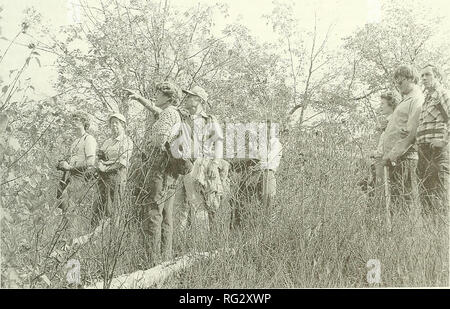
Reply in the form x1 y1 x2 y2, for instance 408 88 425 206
127 81 184 265
180 85 229 237
91 112 133 228
56 111 98 214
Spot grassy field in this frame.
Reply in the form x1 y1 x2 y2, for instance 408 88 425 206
1 129 448 288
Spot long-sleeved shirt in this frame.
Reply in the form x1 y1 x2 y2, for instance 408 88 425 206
383 85 424 160
416 84 450 145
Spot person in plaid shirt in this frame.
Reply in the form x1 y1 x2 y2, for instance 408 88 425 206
417 64 449 215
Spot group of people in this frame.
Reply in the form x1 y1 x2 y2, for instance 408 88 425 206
53 62 449 267
368 64 449 220
55 82 283 266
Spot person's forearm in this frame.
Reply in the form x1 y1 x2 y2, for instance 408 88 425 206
71 156 95 169
138 97 162 115
104 162 125 172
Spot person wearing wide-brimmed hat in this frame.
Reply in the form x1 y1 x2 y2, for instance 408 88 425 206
91 112 134 228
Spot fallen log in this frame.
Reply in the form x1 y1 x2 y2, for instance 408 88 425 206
50 219 111 262
71 218 111 248
85 247 236 289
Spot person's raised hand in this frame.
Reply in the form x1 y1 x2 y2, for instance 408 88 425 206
98 162 107 173
123 88 142 102
59 161 71 171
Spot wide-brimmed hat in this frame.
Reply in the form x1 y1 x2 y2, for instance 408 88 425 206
182 86 208 103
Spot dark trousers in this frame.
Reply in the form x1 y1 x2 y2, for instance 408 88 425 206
417 143 449 215
135 147 176 265
229 171 262 230
388 155 419 213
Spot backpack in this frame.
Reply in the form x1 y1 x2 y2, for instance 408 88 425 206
165 108 194 177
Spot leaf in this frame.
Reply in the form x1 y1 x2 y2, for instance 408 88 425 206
8 137 21 151
0 206 13 223
6 172 16 182
34 57 41 67
29 177 38 188
1 85 8 94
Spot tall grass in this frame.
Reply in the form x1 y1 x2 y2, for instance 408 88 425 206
162 128 449 288
1 127 448 288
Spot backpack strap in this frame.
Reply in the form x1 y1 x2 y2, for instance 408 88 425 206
83 134 89 158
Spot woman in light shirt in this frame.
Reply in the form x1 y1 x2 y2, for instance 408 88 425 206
91 113 133 228
371 92 398 193
56 112 97 226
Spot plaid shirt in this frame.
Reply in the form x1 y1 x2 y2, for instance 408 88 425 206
416 85 450 145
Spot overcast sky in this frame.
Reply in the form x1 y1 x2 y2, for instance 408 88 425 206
0 0 449 98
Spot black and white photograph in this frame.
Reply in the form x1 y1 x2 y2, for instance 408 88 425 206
0 0 449 291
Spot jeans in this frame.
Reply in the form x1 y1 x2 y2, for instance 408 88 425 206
417 143 449 215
